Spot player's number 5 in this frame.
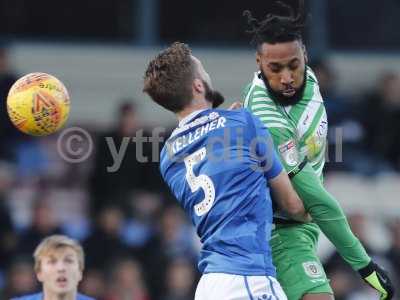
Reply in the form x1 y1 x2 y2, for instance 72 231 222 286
184 147 215 216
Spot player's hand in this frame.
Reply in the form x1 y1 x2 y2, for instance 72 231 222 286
228 101 243 110
358 261 394 300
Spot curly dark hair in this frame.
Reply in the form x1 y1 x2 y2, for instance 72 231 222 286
243 0 307 51
143 42 195 113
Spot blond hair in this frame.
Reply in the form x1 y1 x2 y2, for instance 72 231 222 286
34 235 85 273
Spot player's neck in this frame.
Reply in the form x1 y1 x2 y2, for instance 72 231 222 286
176 97 212 122
43 289 77 300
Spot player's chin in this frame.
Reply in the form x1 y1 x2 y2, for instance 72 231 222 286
53 282 75 294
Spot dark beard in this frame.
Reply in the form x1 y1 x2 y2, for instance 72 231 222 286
203 80 225 108
259 70 307 107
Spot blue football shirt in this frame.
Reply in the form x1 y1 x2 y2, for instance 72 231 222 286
160 108 283 276
11 292 94 300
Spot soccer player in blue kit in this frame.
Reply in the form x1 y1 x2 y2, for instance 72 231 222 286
143 42 310 300
12 235 93 300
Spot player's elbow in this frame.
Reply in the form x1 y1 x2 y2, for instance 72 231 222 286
284 196 311 223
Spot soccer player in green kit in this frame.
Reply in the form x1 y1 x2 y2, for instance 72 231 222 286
241 1 394 299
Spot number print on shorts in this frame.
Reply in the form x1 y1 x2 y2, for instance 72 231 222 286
184 147 215 216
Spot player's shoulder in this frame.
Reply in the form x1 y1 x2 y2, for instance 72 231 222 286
213 108 267 128
77 293 95 300
306 66 319 84
245 84 270 99
215 108 256 124
215 107 247 116
219 108 265 136
244 88 275 109
11 293 41 300
242 82 252 94
304 66 324 104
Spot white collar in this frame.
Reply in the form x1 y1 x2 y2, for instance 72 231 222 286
178 109 206 127
253 71 266 88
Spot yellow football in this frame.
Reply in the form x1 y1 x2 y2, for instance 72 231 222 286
6 72 70 136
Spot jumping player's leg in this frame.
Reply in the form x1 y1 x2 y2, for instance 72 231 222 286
271 224 334 300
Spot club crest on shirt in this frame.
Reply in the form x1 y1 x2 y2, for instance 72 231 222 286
278 139 298 167
303 261 323 278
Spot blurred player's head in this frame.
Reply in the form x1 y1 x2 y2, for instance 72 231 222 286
117 101 138 135
34 235 84 297
244 0 308 106
5 257 38 297
143 42 224 115
165 258 196 297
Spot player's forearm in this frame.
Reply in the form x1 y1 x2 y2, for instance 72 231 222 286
292 164 371 270
269 171 309 222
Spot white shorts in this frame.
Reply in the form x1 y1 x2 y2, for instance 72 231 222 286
195 273 287 300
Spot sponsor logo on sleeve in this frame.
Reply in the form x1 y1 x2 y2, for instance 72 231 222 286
278 140 299 167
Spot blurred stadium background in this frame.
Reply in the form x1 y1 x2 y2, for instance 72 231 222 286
0 0 399 299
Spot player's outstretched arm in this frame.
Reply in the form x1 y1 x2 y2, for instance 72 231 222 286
292 163 369 268
291 163 395 299
269 170 310 223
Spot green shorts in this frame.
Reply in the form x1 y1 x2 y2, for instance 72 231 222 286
270 223 333 300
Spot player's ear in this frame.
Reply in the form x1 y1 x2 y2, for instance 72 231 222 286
36 270 44 283
193 78 205 95
78 270 83 282
256 51 261 67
